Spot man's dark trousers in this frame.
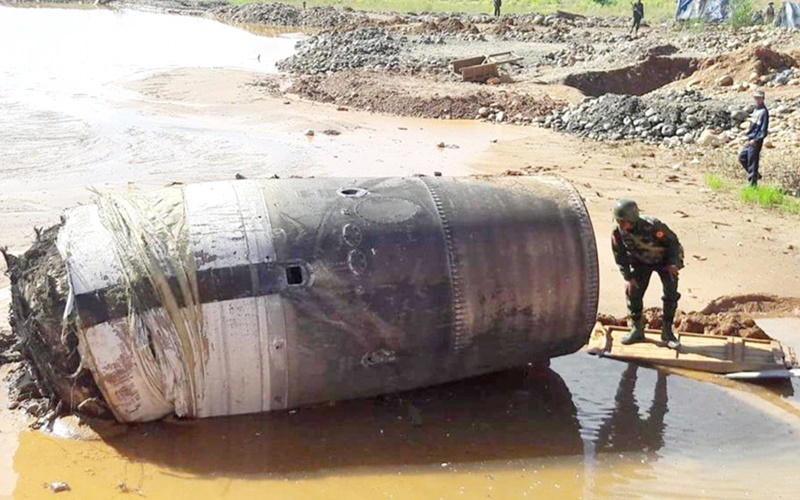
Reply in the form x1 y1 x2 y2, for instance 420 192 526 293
738 140 763 187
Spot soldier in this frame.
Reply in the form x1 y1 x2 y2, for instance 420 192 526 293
765 2 775 23
493 0 502 17
611 199 684 349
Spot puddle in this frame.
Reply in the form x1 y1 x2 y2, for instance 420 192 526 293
10 354 800 498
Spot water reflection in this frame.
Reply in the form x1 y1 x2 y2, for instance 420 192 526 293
98 367 584 476
15 355 800 498
595 364 667 454
95 362 679 478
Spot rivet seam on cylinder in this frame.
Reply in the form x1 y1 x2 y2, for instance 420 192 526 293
420 179 468 351
562 178 600 338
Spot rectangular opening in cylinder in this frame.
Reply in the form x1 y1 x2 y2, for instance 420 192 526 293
286 266 303 285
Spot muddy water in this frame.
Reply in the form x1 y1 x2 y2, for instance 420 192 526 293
0 5 298 193
9 353 800 499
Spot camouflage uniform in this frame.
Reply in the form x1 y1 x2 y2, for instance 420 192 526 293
612 215 684 335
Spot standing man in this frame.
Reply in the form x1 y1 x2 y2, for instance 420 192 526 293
611 199 684 349
738 90 769 187
631 0 644 36
765 2 775 23
493 0 502 17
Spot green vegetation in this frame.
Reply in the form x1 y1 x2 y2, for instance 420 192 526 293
704 173 800 215
729 0 754 27
740 185 800 213
230 0 679 21
704 173 729 192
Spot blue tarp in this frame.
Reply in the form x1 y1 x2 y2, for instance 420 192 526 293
775 2 800 29
676 0 730 22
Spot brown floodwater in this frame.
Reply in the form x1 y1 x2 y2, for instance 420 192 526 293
11 353 800 499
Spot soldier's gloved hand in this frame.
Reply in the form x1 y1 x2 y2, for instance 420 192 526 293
666 265 679 278
625 279 637 296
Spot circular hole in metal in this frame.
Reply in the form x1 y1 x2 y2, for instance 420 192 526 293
338 187 368 198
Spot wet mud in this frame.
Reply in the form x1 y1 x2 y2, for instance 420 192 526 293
2 227 109 424
11 355 800 498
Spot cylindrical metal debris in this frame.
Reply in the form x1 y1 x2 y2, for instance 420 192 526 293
54 176 598 422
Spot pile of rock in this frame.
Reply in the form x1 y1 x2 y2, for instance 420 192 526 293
540 42 597 67
277 27 404 74
763 67 799 87
414 34 446 45
212 3 362 28
679 26 800 56
539 39 677 68
542 90 740 146
473 98 559 125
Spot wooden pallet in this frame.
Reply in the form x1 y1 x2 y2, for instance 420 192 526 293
450 52 523 82
587 322 797 374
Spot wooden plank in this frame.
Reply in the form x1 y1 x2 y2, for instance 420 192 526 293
450 56 486 73
485 51 524 65
587 322 797 375
460 62 498 82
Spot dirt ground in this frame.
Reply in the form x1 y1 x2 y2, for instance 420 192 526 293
1 67 800 496
2 67 799 318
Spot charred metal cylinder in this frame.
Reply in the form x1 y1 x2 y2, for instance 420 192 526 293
54 177 598 422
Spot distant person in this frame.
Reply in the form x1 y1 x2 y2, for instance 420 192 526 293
493 0 502 17
630 0 644 36
739 90 769 187
765 2 775 23
611 199 684 349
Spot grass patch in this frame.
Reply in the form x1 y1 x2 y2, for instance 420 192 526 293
701 156 800 215
230 0 679 21
739 185 800 214
704 173 729 192
729 0 754 28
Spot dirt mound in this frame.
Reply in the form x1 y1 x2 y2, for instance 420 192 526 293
287 71 562 121
277 27 404 74
412 17 479 35
700 294 800 315
598 295 800 340
489 17 537 36
212 3 362 28
439 17 479 35
683 46 796 89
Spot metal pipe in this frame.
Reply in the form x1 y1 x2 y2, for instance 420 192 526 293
54 176 598 422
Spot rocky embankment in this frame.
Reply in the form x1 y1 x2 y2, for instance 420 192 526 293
276 27 449 75
542 90 738 146
212 3 363 28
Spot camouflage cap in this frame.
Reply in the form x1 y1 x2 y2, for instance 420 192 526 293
613 199 640 223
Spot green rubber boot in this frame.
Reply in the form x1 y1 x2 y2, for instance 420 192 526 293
661 301 680 349
621 315 645 345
